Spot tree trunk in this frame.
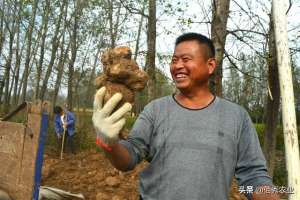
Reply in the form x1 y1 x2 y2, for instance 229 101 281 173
263 12 280 177
0 0 7 102
3 23 15 112
272 0 300 199
21 0 38 102
134 0 147 61
108 0 121 48
2 0 22 112
68 0 82 111
10 1 23 106
52 5 68 108
35 0 50 100
0 0 6 58
53 42 69 108
12 23 24 106
39 0 65 101
210 0 230 97
74 40 90 110
146 0 156 102
83 45 101 111
8 65 15 106
133 0 147 114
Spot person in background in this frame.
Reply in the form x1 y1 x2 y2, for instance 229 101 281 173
53 105 76 154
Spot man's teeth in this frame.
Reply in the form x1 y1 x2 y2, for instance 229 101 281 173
176 74 186 78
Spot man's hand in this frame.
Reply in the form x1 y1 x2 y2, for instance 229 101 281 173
253 186 280 200
92 87 132 145
56 133 61 139
63 123 67 130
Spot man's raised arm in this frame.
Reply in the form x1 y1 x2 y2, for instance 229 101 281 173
92 87 133 171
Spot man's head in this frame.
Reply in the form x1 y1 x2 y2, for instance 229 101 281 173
53 106 63 116
170 33 216 93
175 32 215 60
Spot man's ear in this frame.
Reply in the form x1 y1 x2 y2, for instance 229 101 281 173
207 58 217 75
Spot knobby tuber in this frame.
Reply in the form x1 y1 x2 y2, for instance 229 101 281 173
94 46 148 139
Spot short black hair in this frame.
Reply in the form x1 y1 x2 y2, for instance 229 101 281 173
53 106 63 115
175 32 215 59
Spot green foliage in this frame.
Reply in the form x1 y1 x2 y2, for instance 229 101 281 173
273 151 287 187
134 67 175 114
72 111 96 151
45 123 58 147
0 106 28 123
125 115 137 129
255 124 300 152
254 124 265 147
154 67 175 98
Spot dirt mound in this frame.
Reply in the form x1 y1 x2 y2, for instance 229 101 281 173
42 149 247 200
42 149 146 200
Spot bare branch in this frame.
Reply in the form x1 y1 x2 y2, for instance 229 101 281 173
119 0 148 18
227 30 267 59
224 50 266 82
228 29 267 37
286 0 292 14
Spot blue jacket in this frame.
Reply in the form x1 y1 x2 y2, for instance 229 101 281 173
54 111 75 136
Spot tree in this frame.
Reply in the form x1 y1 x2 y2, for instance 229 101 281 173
39 0 66 101
35 0 51 100
12 5 24 106
52 35 70 108
224 65 241 103
83 45 101 111
134 0 147 61
0 0 6 59
263 11 280 177
67 0 85 111
21 0 38 102
272 0 300 198
146 0 156 102
107 0 122 48
2 1 20 112
210 0 230 97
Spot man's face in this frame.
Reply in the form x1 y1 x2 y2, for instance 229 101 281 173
170 40 216 93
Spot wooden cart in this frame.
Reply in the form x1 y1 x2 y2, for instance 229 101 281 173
0 101 49 200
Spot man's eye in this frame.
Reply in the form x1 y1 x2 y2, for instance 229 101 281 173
171 59 178 64
182 57 190 62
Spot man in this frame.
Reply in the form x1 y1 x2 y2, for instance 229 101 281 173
54 105 76 154
92 33 279 200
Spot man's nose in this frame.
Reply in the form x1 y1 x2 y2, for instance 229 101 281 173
172 60 184 69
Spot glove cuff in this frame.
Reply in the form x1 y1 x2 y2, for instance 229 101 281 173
96 137 113 152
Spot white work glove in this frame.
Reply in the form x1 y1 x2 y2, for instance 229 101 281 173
92 87 132 145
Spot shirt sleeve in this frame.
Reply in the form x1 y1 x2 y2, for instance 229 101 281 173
119 102 155 170
235 109 273 199
66 112 75 126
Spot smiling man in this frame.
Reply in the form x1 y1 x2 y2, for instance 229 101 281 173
92 33 279 200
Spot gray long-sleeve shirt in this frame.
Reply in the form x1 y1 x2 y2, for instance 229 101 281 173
120 95 273 200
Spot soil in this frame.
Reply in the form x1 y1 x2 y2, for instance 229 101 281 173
42 149 248 200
